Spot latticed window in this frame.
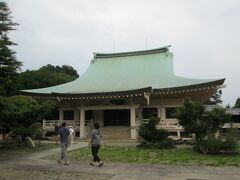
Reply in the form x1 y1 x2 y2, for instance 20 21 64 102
63 110 74 120
85 110 93 120
165 107 178 119
142 108 158 119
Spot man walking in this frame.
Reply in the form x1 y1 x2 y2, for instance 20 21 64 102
57 122 70 165
89 122 104 167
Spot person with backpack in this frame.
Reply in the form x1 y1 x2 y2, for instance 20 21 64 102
57 122 70 165
89 122 104 167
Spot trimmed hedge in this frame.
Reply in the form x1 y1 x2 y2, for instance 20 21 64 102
194 136 238 154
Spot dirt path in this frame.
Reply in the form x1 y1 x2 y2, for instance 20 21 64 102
1 142 240 180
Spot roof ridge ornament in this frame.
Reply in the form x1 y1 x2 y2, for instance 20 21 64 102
94 45 171 59
90 58 96 64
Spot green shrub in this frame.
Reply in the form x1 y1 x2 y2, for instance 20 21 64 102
176 98 231 141
221 127 238 153
29 122 42 129
137 141 152 149
157 128 169 141
13 127 35 138
222 137 238 153
194 135 238 154
7 125 42 147
30 122 43 141
206 137 223 154
139 117 159 143
153 139 173 149
138 117 172 149
139 117 169 143
194 136 223 154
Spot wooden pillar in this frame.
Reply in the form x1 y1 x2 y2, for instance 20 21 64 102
177 131 181 137
138 107 142 123
160 106 166 121
130 106 137 139
74 110 79 128
80 108 85 139
59 110 64 120
157 107 161 119
74 110 79 120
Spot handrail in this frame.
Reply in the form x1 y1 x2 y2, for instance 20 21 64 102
42 119 89 131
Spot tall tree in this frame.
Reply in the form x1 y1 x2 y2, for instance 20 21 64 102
177 97 231 141
0 95 57 130
176 98 206 141
234 98 240 108
0 2 22 96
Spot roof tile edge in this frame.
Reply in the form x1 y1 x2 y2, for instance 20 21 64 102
94 45 171 59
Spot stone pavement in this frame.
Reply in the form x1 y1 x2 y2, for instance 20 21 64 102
0 141 240 180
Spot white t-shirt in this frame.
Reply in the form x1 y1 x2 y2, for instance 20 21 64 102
69 128 74 135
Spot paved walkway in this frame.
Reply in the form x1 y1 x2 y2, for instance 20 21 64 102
1 142 240 180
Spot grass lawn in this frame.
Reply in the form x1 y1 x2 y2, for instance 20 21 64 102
67 145 240 167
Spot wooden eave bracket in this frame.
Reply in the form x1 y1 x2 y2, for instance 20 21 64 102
144 92 151 106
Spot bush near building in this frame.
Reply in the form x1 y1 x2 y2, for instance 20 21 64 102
138 116 173 148
177 98 238 154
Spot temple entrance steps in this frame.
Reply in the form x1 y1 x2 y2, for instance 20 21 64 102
101 126 130 140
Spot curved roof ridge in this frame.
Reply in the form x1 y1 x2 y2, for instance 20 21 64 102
94 45 171 59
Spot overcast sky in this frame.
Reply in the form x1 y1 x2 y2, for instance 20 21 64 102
7 0 240 106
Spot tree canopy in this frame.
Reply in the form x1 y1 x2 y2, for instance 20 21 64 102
234 98 240 108
0 95 57 130
0 64 79 130
17 64 79 91
39 64 79 78
176 97 231 141
0 2 22 96
176 98 206 141
0 3 80 133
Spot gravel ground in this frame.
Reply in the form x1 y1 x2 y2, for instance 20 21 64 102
0 168 114 180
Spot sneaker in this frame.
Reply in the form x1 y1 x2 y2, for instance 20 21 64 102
89 162 96 166
57 160 63 164
98 161 104 167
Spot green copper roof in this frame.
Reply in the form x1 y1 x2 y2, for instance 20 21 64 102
21 46 225 95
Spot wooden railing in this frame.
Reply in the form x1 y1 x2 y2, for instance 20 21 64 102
157 122 184 131
141 119 184 131
43 118 187 133
42 119 90 132
222 123 240 129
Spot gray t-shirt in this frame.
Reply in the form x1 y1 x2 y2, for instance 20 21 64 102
58 127 70 144
90 129 102 146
